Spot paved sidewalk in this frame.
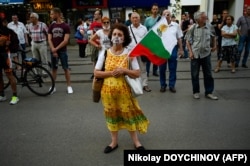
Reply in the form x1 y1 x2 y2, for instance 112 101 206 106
40 44 250 83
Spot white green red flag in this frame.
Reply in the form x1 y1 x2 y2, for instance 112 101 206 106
129 17 177 65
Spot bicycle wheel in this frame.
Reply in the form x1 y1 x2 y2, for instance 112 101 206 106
24 65 55 96
41 61 52 72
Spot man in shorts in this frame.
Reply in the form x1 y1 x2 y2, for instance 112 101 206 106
0 19 19 105
48 8 73 94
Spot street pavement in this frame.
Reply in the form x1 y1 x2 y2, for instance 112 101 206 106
0 44 250 166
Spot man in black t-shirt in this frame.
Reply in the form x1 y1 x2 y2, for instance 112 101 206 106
181 13 192 59
211 14 220 37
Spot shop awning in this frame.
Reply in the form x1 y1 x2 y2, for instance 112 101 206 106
108 0 170 8
0 0 24 4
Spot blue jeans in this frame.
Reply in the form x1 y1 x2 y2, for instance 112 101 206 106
237 35 250 65
191 55 214 95
20 44 27 60
146 62 158 76
159 45 178 88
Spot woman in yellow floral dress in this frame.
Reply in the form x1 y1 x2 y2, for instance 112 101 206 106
94 23 149 153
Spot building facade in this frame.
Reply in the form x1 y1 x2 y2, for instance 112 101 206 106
176 0 245 22
70 0 170 24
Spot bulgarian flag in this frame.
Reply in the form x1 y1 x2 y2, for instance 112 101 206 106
129 17 177 65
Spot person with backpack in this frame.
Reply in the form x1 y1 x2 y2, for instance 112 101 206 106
186 11 218 100
0 19 20 105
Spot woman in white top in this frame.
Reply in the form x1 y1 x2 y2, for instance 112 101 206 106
214 15 238 73
89 16 111 61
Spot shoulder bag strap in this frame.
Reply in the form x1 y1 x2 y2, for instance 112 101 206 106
40 22 43 41
130 25 137 44
101 50 107 71
244 17 249 28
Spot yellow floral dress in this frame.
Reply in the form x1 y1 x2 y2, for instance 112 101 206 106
101 50 149 134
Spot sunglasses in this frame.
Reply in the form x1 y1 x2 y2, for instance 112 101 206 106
103 22 109 24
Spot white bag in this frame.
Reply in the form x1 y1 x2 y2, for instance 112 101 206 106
125 75 143 97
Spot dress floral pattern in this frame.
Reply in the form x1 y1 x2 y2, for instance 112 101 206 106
101 50 149 134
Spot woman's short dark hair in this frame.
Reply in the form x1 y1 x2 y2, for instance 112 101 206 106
226 15 234 22
108 23 131 47
76 18 83 26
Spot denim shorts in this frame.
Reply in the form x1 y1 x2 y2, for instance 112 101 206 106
51 51 69 70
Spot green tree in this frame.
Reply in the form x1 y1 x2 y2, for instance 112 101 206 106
170 0 181 16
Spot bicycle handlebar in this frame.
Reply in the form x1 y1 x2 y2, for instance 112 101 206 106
17 48 31 54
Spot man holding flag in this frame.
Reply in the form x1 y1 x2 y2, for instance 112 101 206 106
158 10 184 93
129 10 183 93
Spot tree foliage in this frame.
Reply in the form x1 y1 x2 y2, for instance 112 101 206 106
170 0 181 16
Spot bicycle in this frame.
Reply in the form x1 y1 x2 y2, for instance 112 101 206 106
3 51 55 96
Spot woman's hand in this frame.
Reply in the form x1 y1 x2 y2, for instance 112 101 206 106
112 67 125 78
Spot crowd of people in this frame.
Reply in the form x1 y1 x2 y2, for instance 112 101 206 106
0 7 74 105
0 4 249 153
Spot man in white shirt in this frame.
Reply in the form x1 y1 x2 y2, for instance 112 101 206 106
128 12 151 92
7 14 29 61
159 10 184 93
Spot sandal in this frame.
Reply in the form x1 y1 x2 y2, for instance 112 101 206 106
214 68 220 73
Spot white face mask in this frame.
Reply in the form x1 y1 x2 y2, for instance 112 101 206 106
111 36 123 45
102 26 110 30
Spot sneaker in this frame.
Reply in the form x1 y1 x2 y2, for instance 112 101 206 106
206 94 218 100
50 87 56 95
9 96 19 105
0 96 7 102
67 86 73 94
193 93 200 99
